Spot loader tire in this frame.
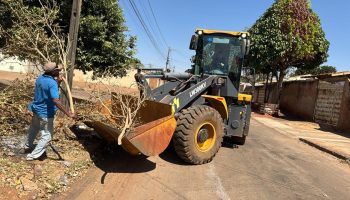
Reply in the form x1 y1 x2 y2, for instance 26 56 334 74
173 105 224 165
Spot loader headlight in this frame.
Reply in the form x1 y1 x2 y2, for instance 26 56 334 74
198 30 203 35
241 33 247 38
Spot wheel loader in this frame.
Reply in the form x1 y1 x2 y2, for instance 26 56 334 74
86 28 252 165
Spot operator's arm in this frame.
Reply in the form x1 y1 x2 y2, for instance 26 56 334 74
52 98 75 118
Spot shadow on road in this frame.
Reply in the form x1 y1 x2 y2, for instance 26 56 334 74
158 140 240 165
70 125 156 180
316 124 350 139
158 145 189 166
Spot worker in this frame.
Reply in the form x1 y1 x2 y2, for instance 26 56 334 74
23 62 75 161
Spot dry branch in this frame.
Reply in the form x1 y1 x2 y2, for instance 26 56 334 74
80 70 146 144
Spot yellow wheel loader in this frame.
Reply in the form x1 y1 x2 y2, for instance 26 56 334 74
86 29 252 165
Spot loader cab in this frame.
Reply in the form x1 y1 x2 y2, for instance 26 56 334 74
190 29 250 89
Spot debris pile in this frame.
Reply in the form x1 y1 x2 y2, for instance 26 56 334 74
0 78 33 136
0 78 99 199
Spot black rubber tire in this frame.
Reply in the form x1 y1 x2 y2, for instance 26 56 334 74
172 105 224 165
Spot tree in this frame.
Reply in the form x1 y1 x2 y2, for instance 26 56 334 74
59 0 138 78
0 0 137 78
248 0 329 103
0 0 64 63
293 65 337 75
0 0 75 111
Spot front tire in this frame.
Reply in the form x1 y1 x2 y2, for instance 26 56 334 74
172 105 224 164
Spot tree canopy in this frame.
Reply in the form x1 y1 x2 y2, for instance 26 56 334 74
248 0 329 76
0 0 137 78
248 0 330 103
293 65 337 76
0 0 66 63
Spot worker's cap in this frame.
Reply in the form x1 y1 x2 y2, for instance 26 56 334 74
42 62 62 73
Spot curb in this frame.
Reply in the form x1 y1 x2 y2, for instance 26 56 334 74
299 138 350 162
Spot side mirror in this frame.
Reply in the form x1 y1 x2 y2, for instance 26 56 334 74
246 39 251 56
240 38 251 57
241 38 247 56
189 35 198 50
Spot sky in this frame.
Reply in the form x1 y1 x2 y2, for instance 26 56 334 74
119 0 350 72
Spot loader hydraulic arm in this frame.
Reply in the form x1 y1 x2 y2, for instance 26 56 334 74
134 70 192 98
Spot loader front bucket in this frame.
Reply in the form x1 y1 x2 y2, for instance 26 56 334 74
85 95 177 156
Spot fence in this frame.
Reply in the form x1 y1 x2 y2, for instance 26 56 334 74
253 76 350 132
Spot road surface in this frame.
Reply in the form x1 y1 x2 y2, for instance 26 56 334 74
58 118 350 200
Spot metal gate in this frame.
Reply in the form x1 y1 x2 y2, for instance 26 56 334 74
314 81 344 126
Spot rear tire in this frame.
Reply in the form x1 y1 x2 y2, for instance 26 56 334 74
173 105 224 164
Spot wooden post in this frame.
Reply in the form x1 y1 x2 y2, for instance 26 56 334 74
62 0 82 112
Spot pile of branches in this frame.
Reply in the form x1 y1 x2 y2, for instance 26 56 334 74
77 80 147 145
0 78 34 136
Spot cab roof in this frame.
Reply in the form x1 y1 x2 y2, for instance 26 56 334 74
195 28 249 37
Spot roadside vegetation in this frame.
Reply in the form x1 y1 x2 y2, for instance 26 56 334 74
0 0 138 199
248 0 330 102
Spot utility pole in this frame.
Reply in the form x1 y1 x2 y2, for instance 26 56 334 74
62 0 82 111
67 0 82 88
165 47 171 72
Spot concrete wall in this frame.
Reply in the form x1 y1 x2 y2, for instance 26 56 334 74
0 56 139 88
338 79 350 132
0 56 39 74
253 84 279 104
280 80 318 120
73 69 138 88
253 77 350 132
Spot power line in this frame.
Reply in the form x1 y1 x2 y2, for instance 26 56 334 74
127 0 166 60
147 0 169 48
172 48 192 59
138 0 159 46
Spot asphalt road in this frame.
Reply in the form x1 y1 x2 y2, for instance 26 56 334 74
58 118 350 200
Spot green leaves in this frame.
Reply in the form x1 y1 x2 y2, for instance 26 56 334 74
74 0 136 77
248 0 329 73
294 65 337 76
0 0 64 63
0 0 137 78
65 0 137 78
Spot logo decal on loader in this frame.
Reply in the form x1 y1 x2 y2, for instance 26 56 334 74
172 97 180 113
189 82 206 98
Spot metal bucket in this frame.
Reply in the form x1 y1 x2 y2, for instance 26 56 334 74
85 94 176 156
